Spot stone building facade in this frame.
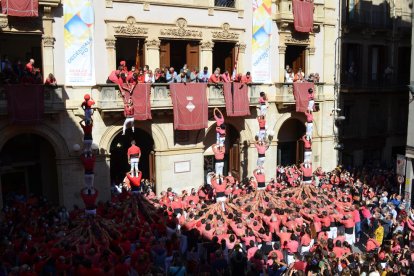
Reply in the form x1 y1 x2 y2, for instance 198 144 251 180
0 0 339 208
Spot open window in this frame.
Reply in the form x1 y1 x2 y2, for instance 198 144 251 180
213 42 236 74
159 40 199 71
116 37 145 70
285 45 306 75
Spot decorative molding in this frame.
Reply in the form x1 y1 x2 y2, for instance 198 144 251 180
236 43 247 53
160 18 202 38
105 38 116 49
143 2 150 10
200 41 214 50
208 8 214 16
39 0 61 8
285 36 310 45
0 15 8 29
212 23 239 40
114 16 148 36
146 38 160 50
278 46 287 53
238 10 244 18
42 36 55 47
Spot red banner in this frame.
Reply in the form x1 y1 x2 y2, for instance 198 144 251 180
223 82 251 117
124 83 152 120
293 82 314 113
6 84 44 124
1 0 38 17
169 83 208 130
292 0 314 33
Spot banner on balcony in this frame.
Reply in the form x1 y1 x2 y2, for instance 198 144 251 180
124 84 152 120
6 85 44 124
252 0 272 83
170 83 208 130
292 0 314 33
1 0 38 17
64 0 95 86
293 82 314 113
223 83 251 117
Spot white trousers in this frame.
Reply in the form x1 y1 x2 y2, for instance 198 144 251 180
345 232 355 245
258 129 266 141
306 123 313 136
215 161 224 176
123 117 134 134
83 139 92 152
84 173 94 188
257 157 265 167
260 105 267 116
308 100 315 112
328 227 338 239
216 135 225 147
287 254 295 265
304 151 312 162
85 209 96 215
130 158 139 176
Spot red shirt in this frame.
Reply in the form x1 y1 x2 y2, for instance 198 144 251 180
127 172 142 187
209 74 222 83
241 75 252 84
25 62 34 74
124 105 134 117
81 191 98 209
255 144 267 155
81 124 93 135
213 146 225 160
127 145 141 158
212 178 227 192
301 164 313 177
302 136 311 149
254 171 265 182
81 155 96 172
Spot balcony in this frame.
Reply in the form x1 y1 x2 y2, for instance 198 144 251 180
344 8 392 29
274 82 325 103
0 85 65 115
95 83 262 113
274 0 323 27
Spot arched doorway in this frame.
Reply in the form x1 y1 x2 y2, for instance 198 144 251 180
109 129 155 185
277 118 306 166
0 134 59 206
203 124 240 179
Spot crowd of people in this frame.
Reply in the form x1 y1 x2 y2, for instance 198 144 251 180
107 61 252 91
0 57 57 85
1 166 413 275
284 65 320 83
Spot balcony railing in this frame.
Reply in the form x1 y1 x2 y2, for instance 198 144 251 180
0 85 65 115
274 82 325 103
95 83 262 112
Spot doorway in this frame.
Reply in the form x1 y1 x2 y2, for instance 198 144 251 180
203 124 240 179
277 118 306 166
116 37 145 70
213 42 236 74
160 40 200 71
285 45 306 75
110 128 155 185
0 134 59 206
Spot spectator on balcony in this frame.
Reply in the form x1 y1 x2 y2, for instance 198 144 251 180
383 66 393 81
154 68 166 83
45 73 57 86
13 59 24 79
241 72 252 84
128 66 136 79
189 67 198 82
127 73 138 87
120 60 128 73
222 70 231 83
136 68 145 83
145 69 155 83
107 66 122 84
347 62 357 84
314 72 320 83
234 73 243 83
285 68 294 83
294 68 305 82
198 66 211 83
209 68 223 83
0 55 12 73
166 67 177 83
175 69 188 83
25 59 36 75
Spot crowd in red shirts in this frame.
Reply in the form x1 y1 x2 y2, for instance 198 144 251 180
1 165 414 275
107 61 252 92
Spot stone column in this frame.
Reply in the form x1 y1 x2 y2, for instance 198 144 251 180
41 7 55 78
278 46 287 82
236 43 247 74
306 46 316 76
200 41 214 73
42 36 55 77
145 39 161 70
105 38 116 73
